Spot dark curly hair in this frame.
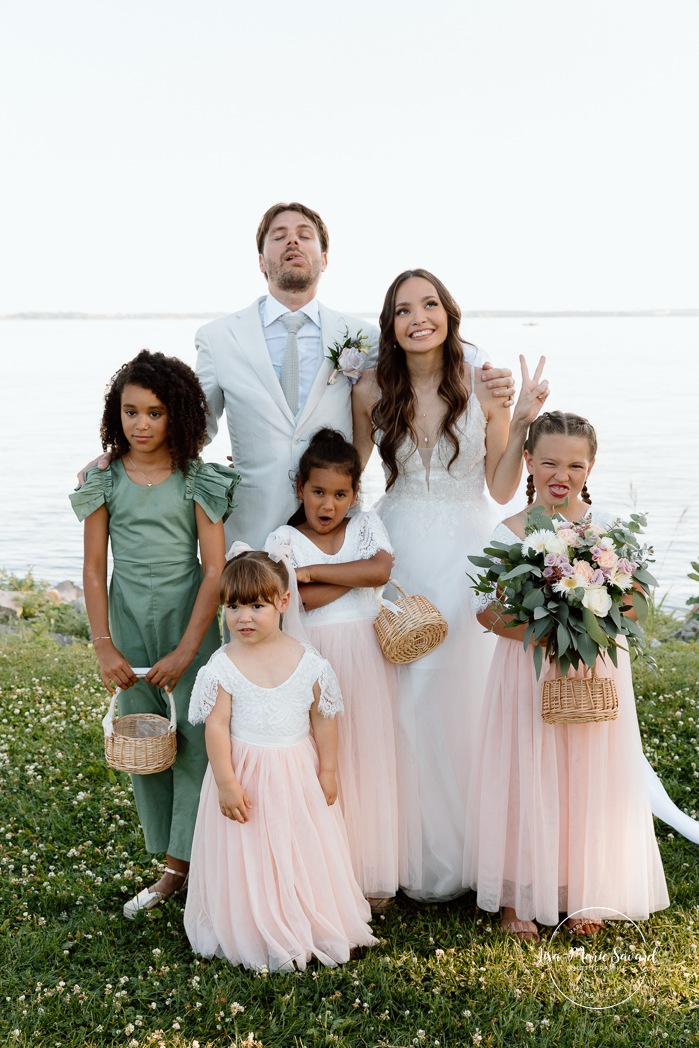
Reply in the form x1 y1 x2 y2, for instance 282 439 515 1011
287 428 361 526
100 349 209 475
372 269 476 491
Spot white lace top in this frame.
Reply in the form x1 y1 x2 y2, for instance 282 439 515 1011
188 645 343 747
265 512 393 625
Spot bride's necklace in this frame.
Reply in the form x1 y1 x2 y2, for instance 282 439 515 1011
126 454 173 487
414 385 443 447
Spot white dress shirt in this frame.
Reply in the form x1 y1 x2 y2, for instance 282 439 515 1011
261 295 322 414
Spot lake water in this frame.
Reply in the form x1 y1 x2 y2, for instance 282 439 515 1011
0 315 696 612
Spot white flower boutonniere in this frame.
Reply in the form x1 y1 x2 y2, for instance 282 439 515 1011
326 326 371 385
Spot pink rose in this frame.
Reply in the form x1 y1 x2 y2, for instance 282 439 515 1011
595 549 619 570
573 560 594 582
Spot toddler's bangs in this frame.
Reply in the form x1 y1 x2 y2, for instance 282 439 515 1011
220 555 287 606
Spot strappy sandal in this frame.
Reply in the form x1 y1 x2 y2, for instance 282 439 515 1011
123 866 189 920
566 916 605 937
500 912 540 942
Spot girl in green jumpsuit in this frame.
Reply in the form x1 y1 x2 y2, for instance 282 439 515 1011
71 349 239 917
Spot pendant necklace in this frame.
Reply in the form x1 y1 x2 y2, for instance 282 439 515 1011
415 385 442 447
126 455 172 487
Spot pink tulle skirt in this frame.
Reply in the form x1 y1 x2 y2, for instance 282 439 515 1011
184 734 377 970
305 619 400 898
464 643 669 926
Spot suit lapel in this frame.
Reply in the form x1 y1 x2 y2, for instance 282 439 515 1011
229 298 295 423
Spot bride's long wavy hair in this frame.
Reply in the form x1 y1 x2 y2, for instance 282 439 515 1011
372 269 473 491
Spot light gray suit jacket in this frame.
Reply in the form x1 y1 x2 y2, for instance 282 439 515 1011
195 297 378 547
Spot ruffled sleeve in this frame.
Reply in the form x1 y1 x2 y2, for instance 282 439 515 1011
352 510 394 559
312 651 344 719
188 652 228 724
69 465 113 521
185 459 240 523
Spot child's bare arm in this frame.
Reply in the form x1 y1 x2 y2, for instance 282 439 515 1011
296 550 393 589
298 582 352 611
83 507 137 692
205 684 252 822
310 682 338 806
147 506 226 693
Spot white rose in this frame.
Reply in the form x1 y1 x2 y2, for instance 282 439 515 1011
581 584 613 617
543 533 569 556
555 527 581 548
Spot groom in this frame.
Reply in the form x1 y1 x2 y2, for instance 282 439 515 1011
195 202 377 547
196 201 515 547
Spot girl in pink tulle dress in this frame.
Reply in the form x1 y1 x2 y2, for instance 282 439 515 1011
184 549 376 971
265 428 401 914
464 412 669 941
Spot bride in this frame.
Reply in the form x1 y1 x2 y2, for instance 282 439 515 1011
352 269 550 901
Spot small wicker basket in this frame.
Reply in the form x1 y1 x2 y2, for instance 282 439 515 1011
541 670 618 724
103 685 177 775
373 578 448 664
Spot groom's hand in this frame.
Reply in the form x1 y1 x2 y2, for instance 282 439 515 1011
77 452 112 485
480 362 515 407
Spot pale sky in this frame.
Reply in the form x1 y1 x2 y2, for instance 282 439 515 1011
1 0 698 315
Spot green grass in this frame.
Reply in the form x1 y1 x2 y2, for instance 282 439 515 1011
1 632 698 1047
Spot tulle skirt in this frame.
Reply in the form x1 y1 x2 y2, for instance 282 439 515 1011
464 643 669 925
184 734 377 970
304 619 400 898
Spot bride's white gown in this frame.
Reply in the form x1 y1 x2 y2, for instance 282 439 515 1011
375 385 497 900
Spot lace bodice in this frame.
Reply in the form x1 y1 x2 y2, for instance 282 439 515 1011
188 645 343 744
376 372 487 508
265 513 393 625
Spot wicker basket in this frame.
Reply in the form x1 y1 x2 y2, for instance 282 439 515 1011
541 671 618 724
103 686 177 775
373 578 448 664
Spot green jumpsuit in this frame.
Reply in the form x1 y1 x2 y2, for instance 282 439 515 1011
71 457 239 860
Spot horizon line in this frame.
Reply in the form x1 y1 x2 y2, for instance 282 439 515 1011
2 308 699 321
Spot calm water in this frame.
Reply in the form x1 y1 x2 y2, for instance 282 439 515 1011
0 315 696 611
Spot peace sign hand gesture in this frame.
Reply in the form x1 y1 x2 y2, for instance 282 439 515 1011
511 355 549 427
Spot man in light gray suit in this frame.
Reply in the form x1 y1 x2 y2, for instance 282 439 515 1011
195 202 377 548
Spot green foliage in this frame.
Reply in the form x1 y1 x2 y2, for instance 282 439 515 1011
1 632 699 1046
0 569 89 639
469 512 656 678
686 559 699 622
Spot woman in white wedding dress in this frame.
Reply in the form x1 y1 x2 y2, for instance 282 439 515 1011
352 269 550 901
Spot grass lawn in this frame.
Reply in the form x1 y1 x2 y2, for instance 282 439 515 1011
0 631 698 1047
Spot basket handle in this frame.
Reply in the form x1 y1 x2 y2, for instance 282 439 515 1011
376 577 408 617
102 670 178 737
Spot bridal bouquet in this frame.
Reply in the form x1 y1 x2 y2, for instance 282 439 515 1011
469 508 656 679
326 326 371 384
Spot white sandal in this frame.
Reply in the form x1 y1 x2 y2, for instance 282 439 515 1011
122 866 188 920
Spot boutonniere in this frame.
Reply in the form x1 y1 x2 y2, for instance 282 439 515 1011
326 326 371 385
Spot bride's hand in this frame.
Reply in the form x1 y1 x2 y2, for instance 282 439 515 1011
511 355 549 425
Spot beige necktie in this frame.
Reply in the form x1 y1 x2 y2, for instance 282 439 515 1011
279 313 306 415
